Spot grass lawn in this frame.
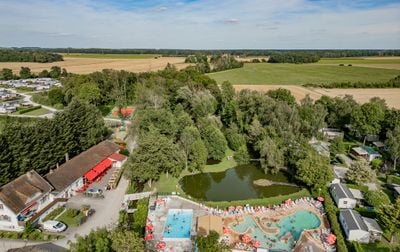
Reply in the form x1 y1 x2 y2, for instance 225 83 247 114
207 63 400 85
318 57 400 65
63 53 160 59
361 232 400 252
22 107 50 116
56 210 84 227
145 149 236 194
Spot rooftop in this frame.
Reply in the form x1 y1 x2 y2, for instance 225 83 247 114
362 217 383 234
331 183 355 200
340 209 368 231
0 170 53 214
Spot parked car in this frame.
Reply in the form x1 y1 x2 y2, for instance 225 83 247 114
87 188 103 195
42 220 67 232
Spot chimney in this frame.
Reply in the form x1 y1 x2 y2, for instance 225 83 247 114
65 153 69 162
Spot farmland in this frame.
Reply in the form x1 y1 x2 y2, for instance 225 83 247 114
0 55 187 74
207 63 400 85
233 85 400 109
318 57 400 70
61 53 160 59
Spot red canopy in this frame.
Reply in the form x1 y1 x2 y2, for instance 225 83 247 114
326 233 337 245
223 228 232 234
252 240 261 247
146 223 154 231
156 242 166 249
84 159 112 182
145 234 153 240
317 196 325 202
242 235 251 243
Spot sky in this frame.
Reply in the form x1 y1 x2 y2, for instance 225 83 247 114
0 0 399 49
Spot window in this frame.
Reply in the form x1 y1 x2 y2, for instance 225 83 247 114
0 204 3 210
0 215 11 222
343 200 348 204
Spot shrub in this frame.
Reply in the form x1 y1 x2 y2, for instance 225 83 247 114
387 175 400 185
364 190 390 207
18 105 42 114
119 149 129 156
43 207 65 221
339 64 345 66
65 208 79 218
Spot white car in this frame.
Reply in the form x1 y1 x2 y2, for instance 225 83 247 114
42 220 67 232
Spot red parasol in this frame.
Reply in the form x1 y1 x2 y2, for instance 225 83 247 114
285 199 292 204
236 205 243 210
146 223 154 231
317 196 325 202
326 233 337 245
252 240 261 247
242 234 251 243
156 241 166 250
145 234 153 240
223 228 232 234
228 206 235 211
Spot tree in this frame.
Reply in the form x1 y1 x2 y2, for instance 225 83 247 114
69 228 112 252
0 68 13 80
351 100 385 143
77 82 101 105
386 125 400 170
50 66 62 78
125 131 184 187
376 198 400 243
330 137 346 159
19 67 31 79
196 230 229 252
188 139 208 172
257 136 284 174
38 69 50 77
201 125 227 161
299 95 327 137
295 150 333 189
179 126 201 170
267 88 296 105
48 87 65 105
346 160 375 185
225 124 246 151
364 190 390 208
110 231 144 252
234 145 250 165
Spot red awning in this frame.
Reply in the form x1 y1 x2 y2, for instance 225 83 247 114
84 159 112 182
85 169 98 182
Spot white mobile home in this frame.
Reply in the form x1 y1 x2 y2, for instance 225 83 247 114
339 209 370 243
330 183 357 209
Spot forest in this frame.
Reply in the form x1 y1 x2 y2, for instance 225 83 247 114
303 75 400 88
7 47 400 57
268 52 320 63
0 49 63 63
0 66 68 80
185 54 244 73
0 100 108 185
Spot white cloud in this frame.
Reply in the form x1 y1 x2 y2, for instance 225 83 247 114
0 0 399 48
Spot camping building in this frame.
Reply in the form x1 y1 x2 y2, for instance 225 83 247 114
45 140 122 199
0 171 53 231
330 183 357 209
351 146 382 162
339 209 370 243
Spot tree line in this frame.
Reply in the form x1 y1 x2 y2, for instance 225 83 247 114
185 54 244 73
268 52 320 63
18 47 400 57
0 49 63 63
0 66 68 80
0 99 108 185
303 75 400 88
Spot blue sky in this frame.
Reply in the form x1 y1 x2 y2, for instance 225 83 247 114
0 0 399 49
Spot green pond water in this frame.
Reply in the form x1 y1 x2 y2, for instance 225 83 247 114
179 164 301 201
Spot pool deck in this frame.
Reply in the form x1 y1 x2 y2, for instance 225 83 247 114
146 195 208 252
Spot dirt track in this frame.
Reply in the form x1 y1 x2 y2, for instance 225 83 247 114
234 84 400 109
0 56 188 74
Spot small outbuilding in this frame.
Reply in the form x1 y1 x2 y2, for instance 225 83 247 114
362 217 383 242
351 146 382 162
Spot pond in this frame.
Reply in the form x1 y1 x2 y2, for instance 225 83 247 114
179 164 301 201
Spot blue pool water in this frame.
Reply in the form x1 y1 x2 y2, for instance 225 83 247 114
229 210 321 251
163 209 193 239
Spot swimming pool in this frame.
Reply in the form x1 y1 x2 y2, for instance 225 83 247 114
163 209 193 239
229 210 321 250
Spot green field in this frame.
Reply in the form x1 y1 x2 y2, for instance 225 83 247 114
318 57 400 65
62 53 160 59
207 63 400 85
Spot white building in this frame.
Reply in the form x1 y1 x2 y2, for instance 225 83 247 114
330 183 357 209
321 128 344 140
0 171 53 231
45 140 120 199
351 146 382 162
339 209 370 243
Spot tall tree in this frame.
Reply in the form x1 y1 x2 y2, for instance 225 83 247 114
376 198 400 243
110 231 144 252
77 82 101 105
0 68 13 80
19 67 31 79
50 66 62 78
267 88 296 105
188 139 208 172
179 126 201 170
201 125 228 161
346 160 375 185
295 150 333 189
257 136 284 174
386 125 400 170
234 145 250 165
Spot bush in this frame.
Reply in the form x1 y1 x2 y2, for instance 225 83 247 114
387 175 400 185
53 103 64 110
65 208 79 218
119 149 129 156
18 105 42 114
339 64 345 66
354 207 377 219
364 190 390 207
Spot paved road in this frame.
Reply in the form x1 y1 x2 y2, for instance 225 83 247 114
0 177 129 251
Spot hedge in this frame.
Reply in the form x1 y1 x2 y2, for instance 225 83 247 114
18 105 42 114
302 75 400 89
387 175 400 185
0 230 63 241
203 188 311 208
321 189 349 252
